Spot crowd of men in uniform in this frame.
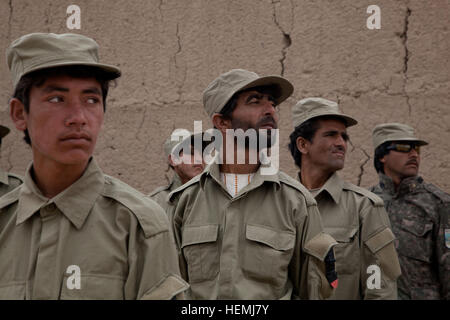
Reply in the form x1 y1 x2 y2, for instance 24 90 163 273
0 32 448 300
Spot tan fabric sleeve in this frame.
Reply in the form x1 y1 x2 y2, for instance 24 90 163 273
291 203 337 300
361 205 401 300
125 218 189 300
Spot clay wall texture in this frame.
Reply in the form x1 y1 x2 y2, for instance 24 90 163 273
1 0 449 194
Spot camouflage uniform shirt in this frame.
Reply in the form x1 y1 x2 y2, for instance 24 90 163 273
370 173 450 299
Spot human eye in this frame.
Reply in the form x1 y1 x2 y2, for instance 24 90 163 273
48 96 63 103
342 133 349 141
86 97 101 104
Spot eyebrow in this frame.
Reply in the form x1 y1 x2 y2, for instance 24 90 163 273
42 86 101 95
245 93 276 104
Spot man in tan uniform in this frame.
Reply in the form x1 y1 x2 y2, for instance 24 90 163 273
0 33 188 299
288 97 401 299
0 125 23 197
149 129 207 213
169 69 338 299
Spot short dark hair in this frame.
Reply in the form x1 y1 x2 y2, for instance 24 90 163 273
12 65 115 145
288 116 345 169
373 141 393 173
219 85 279 120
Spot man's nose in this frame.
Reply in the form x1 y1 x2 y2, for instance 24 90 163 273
65 100 87 127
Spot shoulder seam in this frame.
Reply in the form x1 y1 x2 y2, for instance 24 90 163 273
343 182 384 206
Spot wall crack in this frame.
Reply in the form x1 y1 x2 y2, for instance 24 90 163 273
8 0 13 40
271 0 292 76
400 5 412 115
357 147 371 186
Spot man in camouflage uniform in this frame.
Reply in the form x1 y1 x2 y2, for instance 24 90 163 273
149 129 207 213
0 33 187 299
169 69 338 299
0 125 23 197
370 123 450 299
288 98 400 299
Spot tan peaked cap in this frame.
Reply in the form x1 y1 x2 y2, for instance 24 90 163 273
372 123 428 149
292 97 358 128
0 125 10 139
7 33 121 88
202 69 294 117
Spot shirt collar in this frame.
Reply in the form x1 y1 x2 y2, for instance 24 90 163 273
300 171 343 204
200 154 280 193
378 173 423 196
0 170 8 185
169 173 183 191
16 158 104 229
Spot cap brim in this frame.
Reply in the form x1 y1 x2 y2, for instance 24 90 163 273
21 61 121 81
0 125 10 139
304 112 358 127
238 75 294 106
386 138 428 146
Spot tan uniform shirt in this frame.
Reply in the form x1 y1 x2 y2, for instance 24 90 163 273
0 170 23 197
169 162 337 300
0 158 188 300
149 173 182 214
309 172 401 299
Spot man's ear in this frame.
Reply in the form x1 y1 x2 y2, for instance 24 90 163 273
212 113 231 134
10 98 28 131
379 155 386 164
296 136 309 154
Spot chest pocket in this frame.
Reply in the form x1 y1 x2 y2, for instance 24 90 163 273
242 224 295 286
60 275 125 300
0 282 26 300
181 224 219 283
397 218 433 263
327 227 359 275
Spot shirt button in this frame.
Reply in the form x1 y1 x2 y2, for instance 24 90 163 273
40 203 57 218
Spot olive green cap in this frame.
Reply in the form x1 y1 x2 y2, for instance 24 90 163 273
7 33 121 88
372 123 428 149
202 69 294 117
0 125 10 139
292 97 358 129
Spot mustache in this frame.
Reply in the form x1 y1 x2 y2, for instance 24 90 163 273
332 145 345 153
406 159 418 166
256 116 278 129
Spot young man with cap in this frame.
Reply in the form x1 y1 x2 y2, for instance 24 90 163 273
0 124 23 197
169 69 338 300
370 123 450 299
149 129 207 213
288 98 401 299
0 33 188 299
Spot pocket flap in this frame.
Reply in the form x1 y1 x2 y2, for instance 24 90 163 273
246 224 295 251
365 228 395 253
325 227 358 243
181 224 219 248
400 219 433 237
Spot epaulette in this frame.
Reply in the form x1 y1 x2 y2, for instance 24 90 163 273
102 175 169 238
148 184 170 197
168 173 201 203
278 171 317 207
0 186 21 209
343 181 384 206
423 183 450 204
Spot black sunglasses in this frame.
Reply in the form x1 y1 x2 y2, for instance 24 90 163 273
387 143 421 154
